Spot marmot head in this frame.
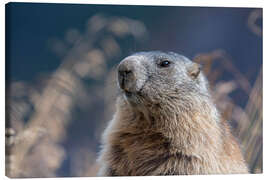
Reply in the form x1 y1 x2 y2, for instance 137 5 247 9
117 51 210 113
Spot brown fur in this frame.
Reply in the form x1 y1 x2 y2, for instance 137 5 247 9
97 52 248 176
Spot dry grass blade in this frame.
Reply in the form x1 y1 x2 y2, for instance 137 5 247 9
194 50 262 173
247 9 262 37
238 69 262 173
6 14 148 178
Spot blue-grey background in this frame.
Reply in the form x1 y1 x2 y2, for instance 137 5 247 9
6 3 262 177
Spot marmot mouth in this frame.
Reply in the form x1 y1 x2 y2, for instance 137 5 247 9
123 90 144 102
124 90 133 97
123 87 144 97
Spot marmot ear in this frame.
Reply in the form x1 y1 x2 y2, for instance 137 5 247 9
187 63 201 79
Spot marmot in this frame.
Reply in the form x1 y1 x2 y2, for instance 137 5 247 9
97 51 248 176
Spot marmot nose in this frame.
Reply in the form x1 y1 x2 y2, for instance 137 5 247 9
117 59 136 91
118 69 132 79
118 69 133 89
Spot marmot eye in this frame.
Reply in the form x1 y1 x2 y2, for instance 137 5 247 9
159 60 171 68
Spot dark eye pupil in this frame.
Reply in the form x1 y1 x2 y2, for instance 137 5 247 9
160 60 170 67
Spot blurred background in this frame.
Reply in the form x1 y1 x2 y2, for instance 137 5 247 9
5 3 262 178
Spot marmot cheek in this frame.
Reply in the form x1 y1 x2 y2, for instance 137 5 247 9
134 73 148 92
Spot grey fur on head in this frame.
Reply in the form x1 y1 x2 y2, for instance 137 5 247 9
117 51 211 118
